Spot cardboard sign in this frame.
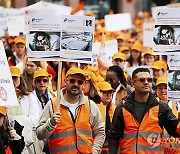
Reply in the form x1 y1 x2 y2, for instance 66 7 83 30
0 41 18 107
143 22 154 48
153 8 180 52
105 13 132 32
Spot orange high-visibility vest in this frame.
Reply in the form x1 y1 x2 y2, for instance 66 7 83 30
120 105 164 154
97 103 115 152
97 103 115 124
5 146 12 154
48 98 93 154
164 102 180 154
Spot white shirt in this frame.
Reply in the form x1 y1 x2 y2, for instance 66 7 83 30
112 83 121 105
63 101 79 119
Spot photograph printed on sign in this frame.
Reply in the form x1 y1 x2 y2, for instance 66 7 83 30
29 31 60 51
153 25 180 45
168 70 180 91
61 30 93 51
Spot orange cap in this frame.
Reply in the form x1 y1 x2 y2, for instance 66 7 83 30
119 46 130 52
156 76 167 86
131 42 142 52
97 81 115 91
144 48 154 56
152 61 167 71
34 69 52 79
10 66 21 77
113 52 126 61
66 67 86 80
84 70 97 83
14 36 26 45
0 106 7 116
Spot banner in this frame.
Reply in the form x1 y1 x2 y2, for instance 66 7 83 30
0 41 18 107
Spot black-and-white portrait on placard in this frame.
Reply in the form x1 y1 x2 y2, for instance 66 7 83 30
168 70 180 91
153 25 180 45
29 31 60 51
61 30 93 51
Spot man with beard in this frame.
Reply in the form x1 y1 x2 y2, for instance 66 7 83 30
109 67 180 154
36 67 105 154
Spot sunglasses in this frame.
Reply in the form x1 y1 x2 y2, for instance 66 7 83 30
36 79 48 83
134 77 153 83
68 79 84 85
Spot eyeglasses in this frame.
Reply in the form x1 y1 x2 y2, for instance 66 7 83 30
35 79 48 83
134 77 153 83
67 79 84 85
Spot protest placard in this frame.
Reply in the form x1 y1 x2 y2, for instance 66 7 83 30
105 13 132 32
0 18 7 37
7 15 25 36
153 8 180 52
60 15 95 63
167 54 180 101
143 22 154 48
0 41 18 107
26 10 61 61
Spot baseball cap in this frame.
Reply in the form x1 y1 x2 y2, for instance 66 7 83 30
152 61 167 71
113 52 126 61
144 48 154 56
0 106 7 116
84 66 98 74
34 69 52 79
10 66 21 77
14 37 26 45
119 46 129 53
131 42 142 52
156 76 167 86
66 67 86 80
84 70 97 83
97 81 115 91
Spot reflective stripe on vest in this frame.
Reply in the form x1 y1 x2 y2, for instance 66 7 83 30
48 97 93 154
120 105 164 154
164 102 180 151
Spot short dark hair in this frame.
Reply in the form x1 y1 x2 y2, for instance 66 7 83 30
132 67 151 79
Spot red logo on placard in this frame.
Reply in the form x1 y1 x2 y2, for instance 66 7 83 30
0 87 8 101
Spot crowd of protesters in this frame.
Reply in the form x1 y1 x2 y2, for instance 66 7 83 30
0 8 180 154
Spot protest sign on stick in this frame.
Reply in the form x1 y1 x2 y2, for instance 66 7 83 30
0 41 18 107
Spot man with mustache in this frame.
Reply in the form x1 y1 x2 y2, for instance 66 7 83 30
36 67 105 154
109 67 180 154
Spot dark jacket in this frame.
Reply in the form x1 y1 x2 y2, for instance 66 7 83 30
8 55 16 66
0 120 25 154
108 92 180 154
